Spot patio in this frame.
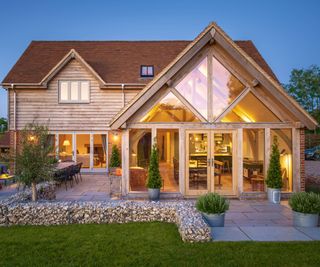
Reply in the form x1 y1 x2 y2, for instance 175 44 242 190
55 173 112 201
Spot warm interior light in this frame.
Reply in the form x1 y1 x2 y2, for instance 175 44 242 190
63 140 71 146
233 107 255 123
113 133 119 141
28 135 36 142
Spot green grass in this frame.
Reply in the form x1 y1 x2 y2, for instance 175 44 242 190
0 223 320 267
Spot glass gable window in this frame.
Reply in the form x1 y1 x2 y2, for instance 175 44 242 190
221 92 281 123
140 92 200 122
212 57 246 119
176 58 208 119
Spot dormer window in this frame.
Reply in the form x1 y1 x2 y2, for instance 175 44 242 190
141 65 154 77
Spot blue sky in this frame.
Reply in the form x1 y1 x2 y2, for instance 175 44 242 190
1 0 320 118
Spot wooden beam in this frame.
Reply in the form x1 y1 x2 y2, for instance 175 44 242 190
110 30 213 129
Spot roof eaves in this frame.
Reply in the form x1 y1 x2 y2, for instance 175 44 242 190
109 22 216 128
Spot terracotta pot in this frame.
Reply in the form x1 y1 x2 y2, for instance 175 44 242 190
115 168 122 176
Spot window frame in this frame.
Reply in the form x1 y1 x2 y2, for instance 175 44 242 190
140 65 154 78
58 80 90 104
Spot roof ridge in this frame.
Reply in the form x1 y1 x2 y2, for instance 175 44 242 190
30 40 192 43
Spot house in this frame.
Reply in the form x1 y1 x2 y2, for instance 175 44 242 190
1 22 317 198
0 131 10 154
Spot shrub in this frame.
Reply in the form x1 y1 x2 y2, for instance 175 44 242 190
109 145 121 168
15 123 54 201
196 193 229 214
146 143 162 189
266 136 283 189
289 192 320 214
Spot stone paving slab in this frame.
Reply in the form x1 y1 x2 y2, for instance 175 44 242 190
239 226 312 241
296 227 320 240
211 227 250 241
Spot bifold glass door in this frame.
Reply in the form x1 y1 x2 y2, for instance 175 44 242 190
186 131 235 195
58 133 108 171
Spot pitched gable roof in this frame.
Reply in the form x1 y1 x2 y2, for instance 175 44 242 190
109 22 318 130
2 40 278 85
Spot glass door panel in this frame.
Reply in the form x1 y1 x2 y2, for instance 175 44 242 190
75 134 90 169
186 132 209 194
213 133 234 194
58 134 73 161
93 134 107 169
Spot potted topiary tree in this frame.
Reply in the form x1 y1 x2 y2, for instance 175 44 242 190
266 136 283 204
146 143 162 201
109 145 121 176
196 193 229 227
289 192 320 227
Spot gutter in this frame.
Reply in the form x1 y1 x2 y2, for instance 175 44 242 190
122 84 125 107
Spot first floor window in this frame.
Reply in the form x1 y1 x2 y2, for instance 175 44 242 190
59 81 90 103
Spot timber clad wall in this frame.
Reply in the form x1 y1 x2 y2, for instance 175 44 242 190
300 129 305 191
9 59 139 131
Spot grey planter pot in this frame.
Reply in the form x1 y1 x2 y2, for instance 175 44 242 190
148 188 160 201
267 188 281 204
293 211 319 227
202 213 225 227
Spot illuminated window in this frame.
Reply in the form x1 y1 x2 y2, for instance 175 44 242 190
221 92 281 122
271 129 292 192
176 58 208 119
211 57 246 119
140 92 201 122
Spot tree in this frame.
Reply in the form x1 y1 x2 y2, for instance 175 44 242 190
0 117 8 133
109 145 121 168
146 143 162 189
285 65 320 123
266 136 283 189
15 123 54 201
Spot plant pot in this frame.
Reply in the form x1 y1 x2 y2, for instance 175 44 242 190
202 213 225 227
148 188 160 201
267 188 281 204
115 168 122 176
293 211 319 227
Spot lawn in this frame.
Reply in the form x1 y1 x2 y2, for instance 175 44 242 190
1 223 320 267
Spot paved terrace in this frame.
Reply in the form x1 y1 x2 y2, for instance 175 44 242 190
2 173 320 241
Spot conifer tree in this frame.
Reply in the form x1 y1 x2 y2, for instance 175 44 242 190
146 143 162 189
266 136 283 189
109 145 121 168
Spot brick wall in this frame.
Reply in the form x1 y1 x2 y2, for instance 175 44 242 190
300 129 305 191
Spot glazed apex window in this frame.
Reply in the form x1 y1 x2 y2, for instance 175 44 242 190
140 92 201 122
175 56 245 120
59 81 90 103
140 65 154 77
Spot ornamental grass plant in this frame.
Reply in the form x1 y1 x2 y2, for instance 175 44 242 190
196 193 229 214
289 192 320 214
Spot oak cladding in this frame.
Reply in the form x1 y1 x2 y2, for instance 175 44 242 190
9 59 139 131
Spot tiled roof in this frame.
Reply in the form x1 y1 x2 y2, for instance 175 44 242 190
2 40 279 84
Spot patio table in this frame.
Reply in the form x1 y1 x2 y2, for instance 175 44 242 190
0 175 15 188
55 162 76 170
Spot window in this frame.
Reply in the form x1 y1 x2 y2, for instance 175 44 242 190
221 92 281 123
176 58 208 118
243 129 265 192
140 65 154 77
140 92 201 122
271 129 292 192
59 81 90 103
